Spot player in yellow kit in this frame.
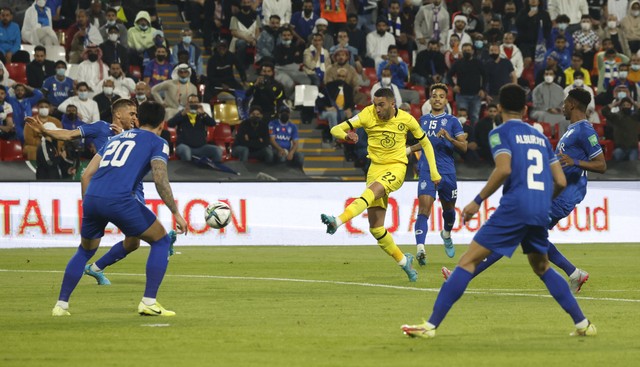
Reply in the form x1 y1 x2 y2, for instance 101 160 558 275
321 88 441 281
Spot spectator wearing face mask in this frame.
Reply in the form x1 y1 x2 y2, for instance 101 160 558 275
447 42 486 125
571 15 599 71
42 61 75 112
57 82 100 123
602 97 640 161
564 52 592 87
66 9 104 64
370 67 402 105
127 11 157 54
269 105 304 169
99 8 128 46
100 25 130 72
143 46 172 87
76 44 109 96
548 14 575 52
484 43 517 103
531 67 567 127
596 64 638 105
130 81 156 107
412 40 447 87
443 15 472 53
601 14 629 56
564 70 600 127
151 64 198 120
451 1 484 35
548 0 589 34
256 15 282 65
629 54 640 83
171 28 203 77
22 0 59 46
60 104 84 131
231 105 274 163
621 0 640 54
23 99 62 160
93 78 120 122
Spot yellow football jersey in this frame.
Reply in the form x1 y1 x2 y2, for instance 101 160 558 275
346 105 424 165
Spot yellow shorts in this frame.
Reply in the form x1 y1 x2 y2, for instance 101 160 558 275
366 162 407 209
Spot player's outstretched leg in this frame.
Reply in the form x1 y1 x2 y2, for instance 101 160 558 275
547 242 589 294
441 252 504 280
441 209 456 258
539 267 596 336
402 266 474 338
322 188 376 235
52 245 98 316
139 234 175 316
415 214 429 266
84 240 131 285
371 226 417 281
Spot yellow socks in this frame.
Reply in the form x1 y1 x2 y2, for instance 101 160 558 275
338 188 375 224
370 226 404 262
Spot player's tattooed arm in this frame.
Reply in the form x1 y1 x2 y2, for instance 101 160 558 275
151 160 179 214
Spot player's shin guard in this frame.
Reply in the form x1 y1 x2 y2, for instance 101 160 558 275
540 268 586 324
59 245 98 302
414 214 429 245
338 188 375 224
144 235 171 299
94 241 128 270
547 242 577 277
428 267 473 327
370 226 404 262
442 209 456 232
472 252 503 277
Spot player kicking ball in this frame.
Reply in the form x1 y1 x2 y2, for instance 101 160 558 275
27 100 179 286
321 88 441 282
407 84 468 265
441 88 605 294
52 101 188 317
402 84 596 338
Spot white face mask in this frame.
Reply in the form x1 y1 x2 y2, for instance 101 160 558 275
104 87 114 95
108 34 119 42
581 22 592 31
458 116 467 124
38 107 49 117
633 10 640 17
544 75 554 84
381 77 391 85
608 21 617 29
107 20 116 26
574 79 584 87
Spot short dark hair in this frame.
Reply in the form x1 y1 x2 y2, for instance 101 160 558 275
55 60 67 68
112 98 136 113
137 101 166 128
498 84 526 113
387 45 398 53
34 45 46 53
373 87 395 100
106 8 117 15
36 98 50 106
567 88 591 111
1 7 13 14
430 83 448 95
487 103 498 109
556 14 570 23
107 25 119 33
269 14 281 21
573 70 584 78
76 82 90 90
249 105 263 114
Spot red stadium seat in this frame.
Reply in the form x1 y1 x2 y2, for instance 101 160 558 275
447 85 455 103
212 123 234 146
407 84 427 102
129 65 142 80
410 104 421 119
363 67 377 83
0 139 24 161
206 126 215 143
592 123 614 160
5 63 27 84
398 49 411 65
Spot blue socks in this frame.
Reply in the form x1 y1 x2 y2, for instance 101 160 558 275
540 268 586 323
428 267 473 327
547 242 577 277
415 214 429 244
144 234 171 299
94 241 128 270
442 209 455 232
58 245 98 302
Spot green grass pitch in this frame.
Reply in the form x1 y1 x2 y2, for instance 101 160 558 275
1 244 639 367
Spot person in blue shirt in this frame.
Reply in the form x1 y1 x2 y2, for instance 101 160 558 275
170 28 203 77
268 105 304 169
407 84 468 265
6 84 44 142
51 101 188 317
28 99 178 286
0 7 22 64
42 61 75 110
442 88 607 294
402 84 597 339
290 0 317 46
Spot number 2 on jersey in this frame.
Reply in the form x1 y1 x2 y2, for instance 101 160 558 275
526 149 544 191
100 140 136 168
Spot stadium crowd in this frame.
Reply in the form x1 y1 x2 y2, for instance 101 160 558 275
0 0 639 179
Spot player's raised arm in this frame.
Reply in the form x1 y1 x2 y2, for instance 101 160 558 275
408 119 441 184
26 116 81 141
330 113 362 143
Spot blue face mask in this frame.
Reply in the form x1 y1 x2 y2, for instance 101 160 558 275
139 24 149 31
179 77 189 84
474 40 484 49
618 91 628 99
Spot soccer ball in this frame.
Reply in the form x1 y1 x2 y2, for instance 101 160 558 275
205 201 232 229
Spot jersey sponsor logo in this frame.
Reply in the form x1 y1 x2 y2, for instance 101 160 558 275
441 118 447 127
380 131 396 148
588 134 598 147
489 133 501 148
398 123 406 131
420 180 427 190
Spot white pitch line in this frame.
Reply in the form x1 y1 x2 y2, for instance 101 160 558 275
1 269 639 303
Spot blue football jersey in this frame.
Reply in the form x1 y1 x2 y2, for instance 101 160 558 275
489 120 558 226
78 120 114 152
555 119 602 206
418 112 465 176
268 120 299 150
86 129 169 199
